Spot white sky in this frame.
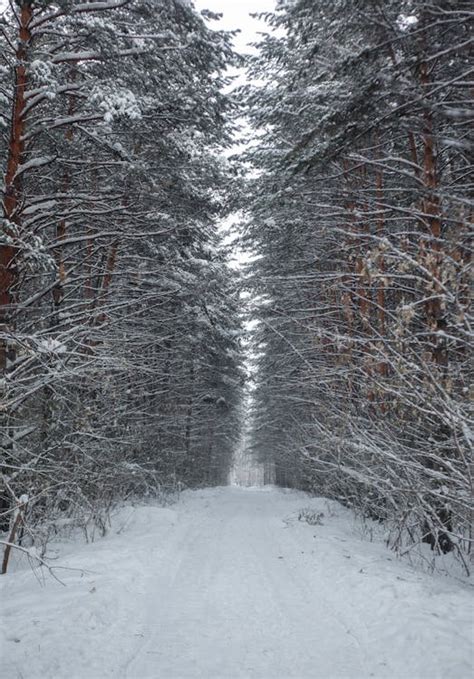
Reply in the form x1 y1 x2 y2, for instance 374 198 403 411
194 0 276 55
190 1 276 271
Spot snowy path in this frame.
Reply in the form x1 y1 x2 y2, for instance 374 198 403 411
1 487 473 679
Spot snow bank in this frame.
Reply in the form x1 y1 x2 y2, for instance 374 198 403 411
1 487 472 679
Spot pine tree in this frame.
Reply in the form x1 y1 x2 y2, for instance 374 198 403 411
0 0 243 568
244 0 473 562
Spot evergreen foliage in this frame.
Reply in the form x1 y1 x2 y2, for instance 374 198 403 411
244 0 472 561
0 0 244 549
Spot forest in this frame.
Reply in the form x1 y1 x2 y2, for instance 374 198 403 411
244 0 473 568
0 0 245 573
0 0 472 577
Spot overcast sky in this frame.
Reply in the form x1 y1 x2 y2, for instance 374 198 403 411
194 0 275 55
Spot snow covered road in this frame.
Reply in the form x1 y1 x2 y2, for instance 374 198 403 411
1 487 473 679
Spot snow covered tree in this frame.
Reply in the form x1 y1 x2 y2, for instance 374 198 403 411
244 0 473 564
0 0 243 566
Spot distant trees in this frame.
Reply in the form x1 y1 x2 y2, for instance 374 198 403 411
245 0 472 565
1 0 243 567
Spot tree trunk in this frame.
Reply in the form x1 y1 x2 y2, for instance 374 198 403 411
1 2 33 370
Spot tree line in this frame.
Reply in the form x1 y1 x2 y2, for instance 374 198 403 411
0 0 244 570
244 0 472 567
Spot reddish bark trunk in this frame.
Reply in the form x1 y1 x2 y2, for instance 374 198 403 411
0 2 33 370
94 239 120 325
420 61 446 367
375 163 388 380
52 87 76 315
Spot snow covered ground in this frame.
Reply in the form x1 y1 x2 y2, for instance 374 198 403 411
1 486 473 679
